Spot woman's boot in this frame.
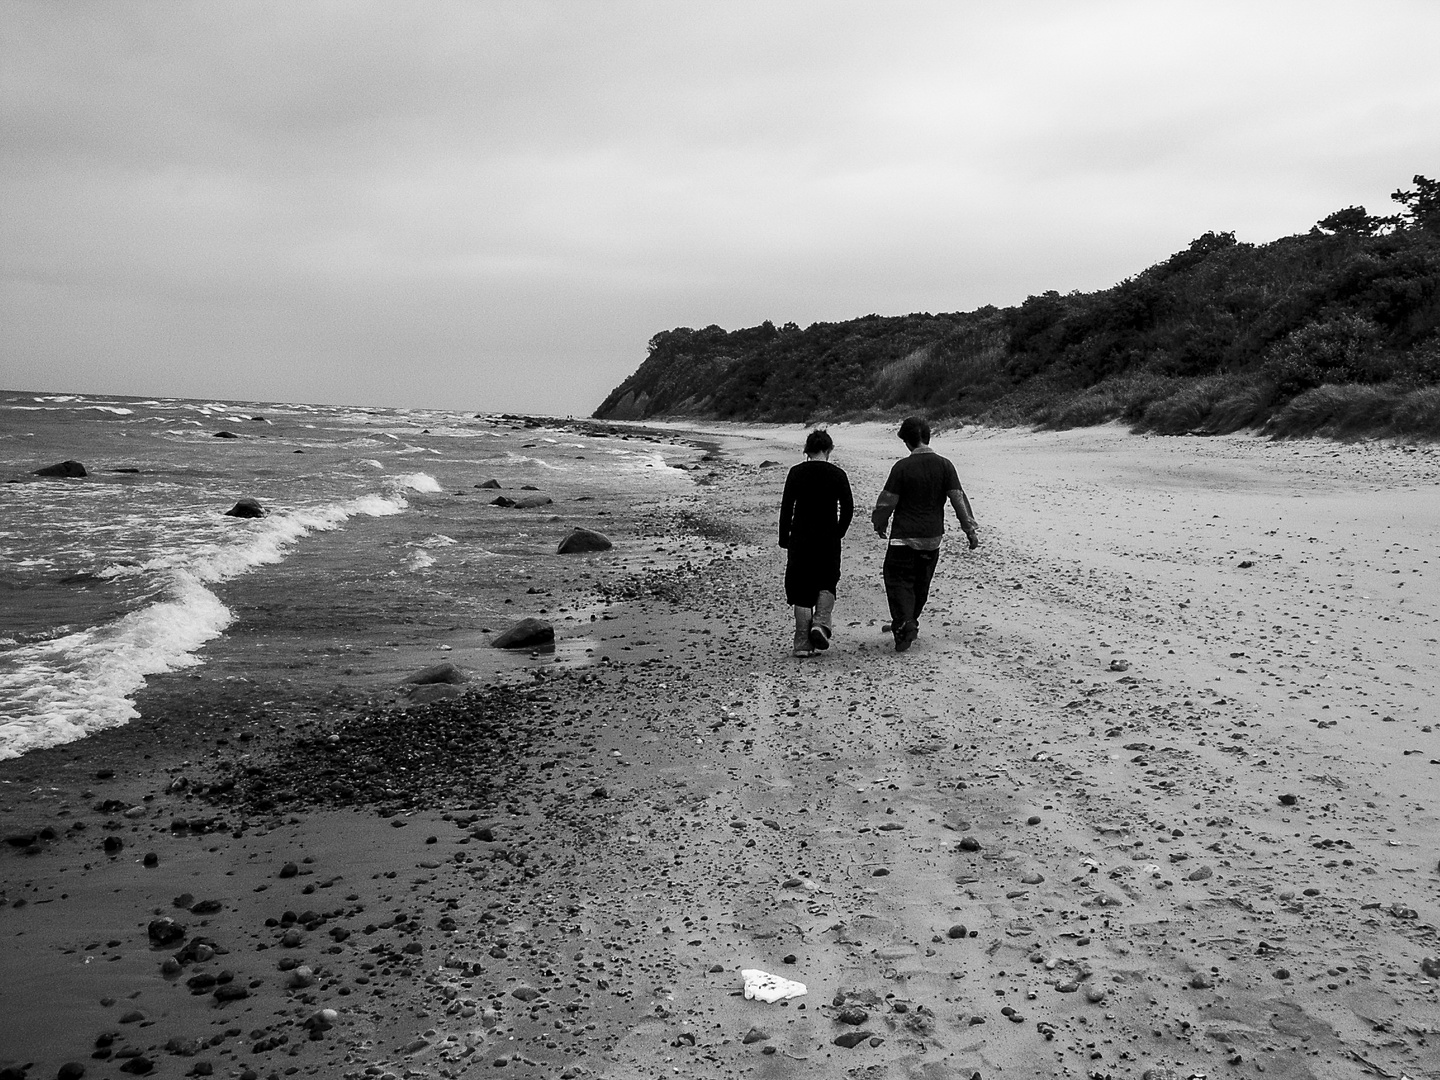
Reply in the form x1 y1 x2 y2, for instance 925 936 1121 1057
792 606 813 656
809 590 834 651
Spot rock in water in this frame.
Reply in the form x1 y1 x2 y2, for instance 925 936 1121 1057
492 618 555 649
224 498 264 518
34 459 88 477
476 479 502 488
403 662 467 686
512 494 553 509
557 527 613 554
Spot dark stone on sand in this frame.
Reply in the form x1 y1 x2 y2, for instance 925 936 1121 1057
947 924 968 939
833 1031 873 1048
223 498 264 519
142 852 158 867
492 618 554 649
1278 793 1297 806
148 918 186 945
406 683 464 704
109 467 140 474
212 431 240 439
837 1006 869 1024
759 460 782 468
513 494 553 509
117 1058 154 1075
742 1027 768 1044
957 836 982 852
213 984 249 1002
404 662 468 686
59 1064 86 1080
103 836 123 853
557 527 612 554
491 496 515 506
95 768 114 779
0 1069 27 1080
476 479 501 488
35 459 88 477
278 861 299 878
5 832 38 847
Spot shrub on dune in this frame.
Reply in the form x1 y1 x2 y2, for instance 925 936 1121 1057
1392 386 1440 438
1268 384 1400 437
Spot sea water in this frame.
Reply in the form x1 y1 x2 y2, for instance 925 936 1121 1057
0 391 703 758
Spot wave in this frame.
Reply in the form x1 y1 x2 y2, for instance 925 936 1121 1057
0 485 416 760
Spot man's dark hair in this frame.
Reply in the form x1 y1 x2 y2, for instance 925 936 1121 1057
804 428 833 455
898 416 930 447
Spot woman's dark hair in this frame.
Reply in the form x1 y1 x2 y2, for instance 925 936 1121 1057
898 416 930 447
804 428 833 455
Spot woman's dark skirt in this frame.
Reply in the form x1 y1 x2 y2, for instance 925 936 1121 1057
784 542 842 607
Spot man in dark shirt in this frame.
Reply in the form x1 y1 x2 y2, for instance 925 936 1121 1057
871 416 979 652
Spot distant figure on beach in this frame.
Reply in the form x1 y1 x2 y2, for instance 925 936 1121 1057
871 416 979 652
778 429 854 657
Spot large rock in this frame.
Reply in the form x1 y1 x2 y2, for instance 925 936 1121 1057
557 527 613 554
405 683 465 704
403 662 467 686
512 494 553 509
224 498 265 518
492 618 554 649
476 479 502 489
34 460 87 478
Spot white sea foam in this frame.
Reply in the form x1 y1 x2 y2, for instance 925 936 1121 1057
392 472 442 493
406 552 437 571
0 487 414 759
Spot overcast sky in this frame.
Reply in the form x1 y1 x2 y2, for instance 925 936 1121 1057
3 1 1437 415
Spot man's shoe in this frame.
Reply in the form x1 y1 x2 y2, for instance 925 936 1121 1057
895 621 918 652
808 624 831 651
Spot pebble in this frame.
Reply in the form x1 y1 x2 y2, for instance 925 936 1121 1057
947 924 968 939
147 918 185 945
957 836 982 852
833 1030 873 1048
278 862 299 878
1420 957 1440 977
741 1027 769 1044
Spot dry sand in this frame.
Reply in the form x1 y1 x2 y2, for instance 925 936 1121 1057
2 422 1438 1080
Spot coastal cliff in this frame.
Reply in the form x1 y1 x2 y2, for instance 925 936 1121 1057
596 176 1440 438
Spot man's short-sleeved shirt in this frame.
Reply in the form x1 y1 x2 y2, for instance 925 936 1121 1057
882 447 961 541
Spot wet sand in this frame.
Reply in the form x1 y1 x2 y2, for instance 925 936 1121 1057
2 422 1438 1080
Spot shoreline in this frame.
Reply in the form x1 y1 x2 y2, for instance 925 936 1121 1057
3 423 1438 1080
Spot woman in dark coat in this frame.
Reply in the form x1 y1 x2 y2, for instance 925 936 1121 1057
778 429 854 656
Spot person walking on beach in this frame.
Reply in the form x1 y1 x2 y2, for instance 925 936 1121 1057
778 429 854 657
871 416 979 652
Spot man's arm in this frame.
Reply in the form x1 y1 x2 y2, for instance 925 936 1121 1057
947 487 979 548
872 490 898 537
837 474 854 536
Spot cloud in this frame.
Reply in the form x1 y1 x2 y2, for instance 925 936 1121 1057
3 0 1438 412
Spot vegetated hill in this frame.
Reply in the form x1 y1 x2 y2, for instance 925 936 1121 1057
595 176 1440 439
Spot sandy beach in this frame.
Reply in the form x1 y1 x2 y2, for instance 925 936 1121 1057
2 422 1438 1080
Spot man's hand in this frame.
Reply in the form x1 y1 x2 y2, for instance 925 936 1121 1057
966 530 980 550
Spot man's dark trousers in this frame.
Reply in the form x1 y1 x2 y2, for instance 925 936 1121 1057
882 545 940 630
